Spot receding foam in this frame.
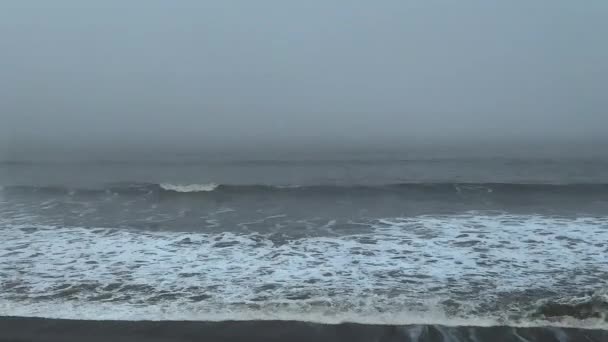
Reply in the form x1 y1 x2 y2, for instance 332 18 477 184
1 213 607 328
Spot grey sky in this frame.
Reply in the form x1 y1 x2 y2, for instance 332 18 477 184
1 0 607 157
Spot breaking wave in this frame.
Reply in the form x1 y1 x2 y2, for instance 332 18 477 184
159 183 219 192
4 182 608 196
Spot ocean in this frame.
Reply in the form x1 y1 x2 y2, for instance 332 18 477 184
1 155 607 341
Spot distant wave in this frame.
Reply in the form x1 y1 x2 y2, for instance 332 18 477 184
3 182 608 196
160 183 219 192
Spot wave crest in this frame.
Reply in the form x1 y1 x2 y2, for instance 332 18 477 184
159 183 219 192
4 182 608 197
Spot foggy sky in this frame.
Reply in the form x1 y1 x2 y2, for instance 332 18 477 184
1 1 608 158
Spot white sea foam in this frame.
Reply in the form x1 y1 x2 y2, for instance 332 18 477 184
159 183 219 192
1 213 607 327
1 298 607 329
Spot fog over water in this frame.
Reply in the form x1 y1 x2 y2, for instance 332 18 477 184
1 1 607 161
3 4 608 337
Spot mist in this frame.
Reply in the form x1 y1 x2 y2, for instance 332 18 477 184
1 1 607 160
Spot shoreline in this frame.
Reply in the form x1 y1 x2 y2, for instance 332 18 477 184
0 316 606 342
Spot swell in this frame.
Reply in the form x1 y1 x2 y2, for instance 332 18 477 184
4 182 608 197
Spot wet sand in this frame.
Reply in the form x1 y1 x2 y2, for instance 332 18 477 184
0 317 606 342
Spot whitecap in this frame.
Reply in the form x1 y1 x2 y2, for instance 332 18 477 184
160 183 219 192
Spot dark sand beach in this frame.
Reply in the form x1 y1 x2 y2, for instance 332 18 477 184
1 317 607 342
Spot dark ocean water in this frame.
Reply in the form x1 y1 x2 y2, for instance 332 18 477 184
1 157 608 341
